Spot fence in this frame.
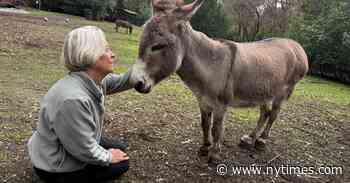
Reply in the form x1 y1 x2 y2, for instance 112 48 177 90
309 63 350 84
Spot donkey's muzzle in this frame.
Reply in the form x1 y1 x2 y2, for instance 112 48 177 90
134 81 151 94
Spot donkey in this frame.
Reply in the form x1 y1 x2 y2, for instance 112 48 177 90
130 0 309 162
115 19 133 34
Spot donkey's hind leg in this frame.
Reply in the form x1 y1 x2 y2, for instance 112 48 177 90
259 99 282 141
240 103 270 149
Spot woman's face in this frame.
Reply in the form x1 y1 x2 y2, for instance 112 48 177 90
93 46 116 75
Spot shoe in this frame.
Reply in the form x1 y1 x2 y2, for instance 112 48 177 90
100 136 128 151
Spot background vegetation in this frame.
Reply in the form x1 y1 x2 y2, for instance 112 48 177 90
25 0 350 83
222 0 350 83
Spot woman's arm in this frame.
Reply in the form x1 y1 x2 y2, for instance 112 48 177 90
103 70 135 95
53 99 112 166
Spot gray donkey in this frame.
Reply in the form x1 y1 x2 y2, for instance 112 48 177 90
130 0 309 162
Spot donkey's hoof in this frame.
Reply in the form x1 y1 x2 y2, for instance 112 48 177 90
198 146 210 156
239 135 254 149
256 138 267 146
208 152 222 164
255 138 267 149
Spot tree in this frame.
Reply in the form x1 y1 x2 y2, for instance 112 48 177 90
114 0 150 26
223 0 265 41
223 0 302 41
124 0 151 26
186 0 231 39
293 0 350 82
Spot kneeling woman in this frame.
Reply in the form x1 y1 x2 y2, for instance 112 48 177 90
28 26 135 183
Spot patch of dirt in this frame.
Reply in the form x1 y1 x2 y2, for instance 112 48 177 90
99 98 349 183
0 12 67 50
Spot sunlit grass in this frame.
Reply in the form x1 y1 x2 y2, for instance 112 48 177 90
294 76 350 105
26 8 141 67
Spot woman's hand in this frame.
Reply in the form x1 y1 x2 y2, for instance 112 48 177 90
109 148 129 163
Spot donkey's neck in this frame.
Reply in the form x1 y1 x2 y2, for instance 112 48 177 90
181 24 224 62
176 24 231 96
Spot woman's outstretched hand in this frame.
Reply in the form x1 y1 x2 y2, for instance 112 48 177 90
109 148 129 163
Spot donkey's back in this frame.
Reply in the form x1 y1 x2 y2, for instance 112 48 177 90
227 38 308 106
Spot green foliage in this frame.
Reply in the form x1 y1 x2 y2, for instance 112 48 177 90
187 0 231 38
39 0 150 23
299 0 350 65
282 0 350 83
132 6 151 26
39 0 109 20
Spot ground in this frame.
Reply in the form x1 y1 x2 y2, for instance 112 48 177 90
0 9 349 183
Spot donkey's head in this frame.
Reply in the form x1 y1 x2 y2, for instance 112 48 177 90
131 0 205 93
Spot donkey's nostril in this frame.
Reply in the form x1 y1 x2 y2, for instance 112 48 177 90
136 81 144 88
135 81 144 92
135 80 151 94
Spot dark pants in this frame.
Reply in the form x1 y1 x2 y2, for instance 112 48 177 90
33 137 128 182
34 160 129 183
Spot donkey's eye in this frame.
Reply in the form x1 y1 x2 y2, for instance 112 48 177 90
151 44 167 52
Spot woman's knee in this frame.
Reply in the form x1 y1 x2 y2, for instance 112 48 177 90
112 160 129 174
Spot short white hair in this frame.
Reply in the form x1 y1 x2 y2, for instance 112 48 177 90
62 26 108 71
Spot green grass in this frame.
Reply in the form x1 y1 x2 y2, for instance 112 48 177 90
294 76 350 105
25 8 72 17
106 30 141 66
26 8 142 66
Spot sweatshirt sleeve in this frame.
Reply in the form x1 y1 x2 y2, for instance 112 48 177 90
103 70 134 95
53 99 112 166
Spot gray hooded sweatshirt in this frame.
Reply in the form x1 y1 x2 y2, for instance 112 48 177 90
27 71 133 173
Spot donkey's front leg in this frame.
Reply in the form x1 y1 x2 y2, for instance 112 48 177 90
198 105 213 156
209 106 226 163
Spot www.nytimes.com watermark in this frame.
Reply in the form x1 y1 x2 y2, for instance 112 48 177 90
216 164 343 177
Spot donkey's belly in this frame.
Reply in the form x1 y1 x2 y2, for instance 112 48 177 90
229 81 278 107
229 98 272 108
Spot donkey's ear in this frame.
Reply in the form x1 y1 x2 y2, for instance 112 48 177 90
151 0 184 16
151 0 160 15
173 0 205 20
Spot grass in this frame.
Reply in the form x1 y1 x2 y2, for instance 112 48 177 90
24 8 72 17
26 8 142 65
294 76 350 105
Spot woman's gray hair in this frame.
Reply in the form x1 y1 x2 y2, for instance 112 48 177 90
61 26 108 71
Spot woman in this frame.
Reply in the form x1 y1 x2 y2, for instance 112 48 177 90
27 26 135 183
